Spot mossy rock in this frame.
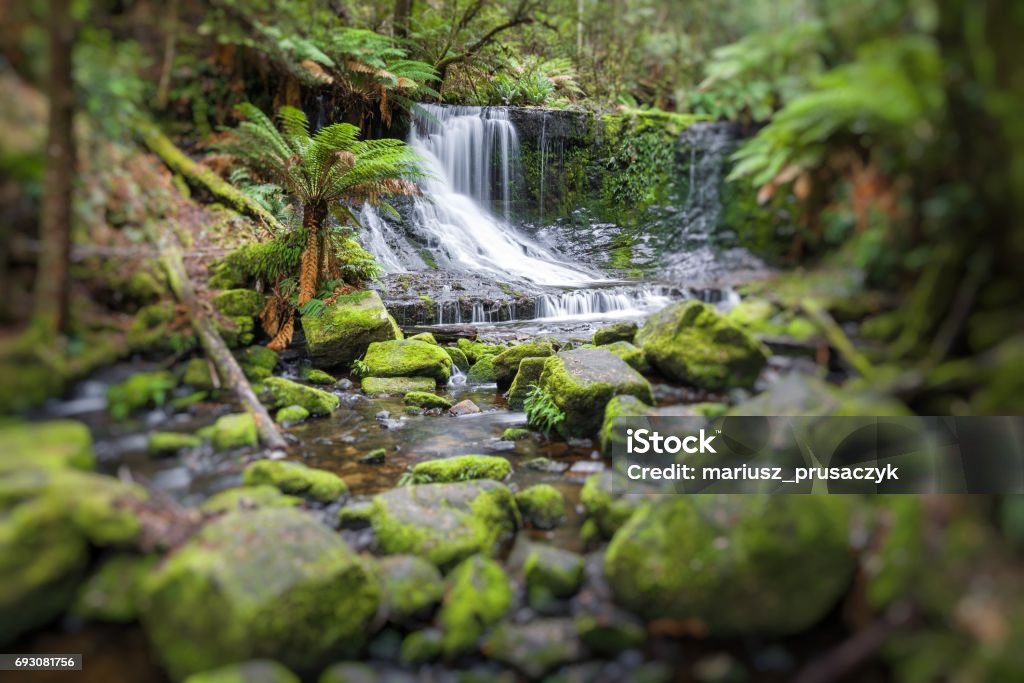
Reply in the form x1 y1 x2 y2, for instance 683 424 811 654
408 332 438 345
0 359 64 414
107 370 178 420
604 495 856 635
407 455 511 484
515 484 566 529
456 339 504 364
400 628 444 665
726 298 776 330
198 413 257 450
443 346 470 372
200 485 302 514
71 554 157 623
259 377 339 416
276 404 310 425
242 460 347 503
369 481 520 569
363 340 453 384
317 662 381 683
598 395 727 456
0 419 95 472
466 355 498 384
361 376 436 396
581 471 648 539
635 300 769 391
149 431 202 456
492 342 554 388
127 304 197 356
507 356 547 410
212 289 263 318
141 508 379 680
438 555 512 657
484 618 584 679
183 660 300 683
217 315 256 348
300 367 336 385
510 536 584 608
302 290 400 369
500 427 531 441
537 349 654 437
600 341 650 374
235 346 279 374
378 555 445 623
403 391 452 410
182 358 215 390
593 321 638 346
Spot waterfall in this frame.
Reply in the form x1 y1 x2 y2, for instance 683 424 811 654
535 286 674 321
358 204 407 273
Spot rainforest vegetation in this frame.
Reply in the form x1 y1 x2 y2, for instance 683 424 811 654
1 0 1022 682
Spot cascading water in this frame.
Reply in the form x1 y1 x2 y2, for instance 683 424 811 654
535 286 674 320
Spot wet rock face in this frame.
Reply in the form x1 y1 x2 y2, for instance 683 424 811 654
141 508 379 681
362 339 453 384
484 618 585 679
302 290 400 370
538 348 654 438
604 495 856 636
635 300 769 391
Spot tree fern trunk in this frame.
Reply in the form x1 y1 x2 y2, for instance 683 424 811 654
298 203 326 306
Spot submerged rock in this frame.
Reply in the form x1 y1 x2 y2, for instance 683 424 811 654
537 348 654 437
514 484 566 529
378 555 445 623
369 480 519 568
198 413 257 450
302 290 400 369
183 660 299 683
407 455 511 484
403 391 452 409
259 377 339 416
363 339 453 384
242 460 347 503
593 321 638 346
500 427 531 441
148 431 202 456
507 356 547 410
466 355 498 383
484 618 583 679
604 495 856 635
492 342 554 388
361 376 435 396
141 508 379 680
438 555 512 657
635 300 769 390
449 399 481 416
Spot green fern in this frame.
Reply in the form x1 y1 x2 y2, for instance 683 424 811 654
524 385 565 435
351 358 370 378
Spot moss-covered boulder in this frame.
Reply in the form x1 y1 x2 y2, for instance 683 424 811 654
200 485 302 514
507 356 547 410
400 629 444 665
259 377 339 416
466 355 498 384
600 341 650 373
581 471 648 539
0 420 95 472
361 376 435 396
182 358 215 390
148 431 202 456
71 554 157 623
378 555 445 623
443 346 470 372
141 508 379 680
363 340 452 384
408 332 437 345
212 289 264 318
217 315 256 348
183 660 300 683
369 481 520 569
492 342 554 388
537 348 654 437
635 301 769 390
235 346 278 380
515 484 566 529
242 460 347 503
438 555 512 657
500 427 531 441
484 618 583 679
593 321 638 346
604 496 856 635
407 455 511 484
302 291 400 369
403 391 452 410
300 367 337 385
107 370 178 420
275 405 310 425
510 537 585 608
456 338 504 364
198 413 257 450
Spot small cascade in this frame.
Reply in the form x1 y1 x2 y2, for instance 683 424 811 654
359 204 408 273
535 286 674 321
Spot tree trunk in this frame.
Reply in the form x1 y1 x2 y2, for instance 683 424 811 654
33 0 76 337
298 203 326 306
394 0 413 38
160 235 288 451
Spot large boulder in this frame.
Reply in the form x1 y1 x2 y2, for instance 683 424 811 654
302 290 401 369
507 356 547 410
492 342 554 388
536 348 654 437
362 340 452 385
369 481 520 569
635 300 769 390
259 377 339 415
593 321 638 346
604 495 856 635
141 508 379 681
406 455 511 484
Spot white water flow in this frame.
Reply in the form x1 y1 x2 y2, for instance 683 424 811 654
406 104 597 286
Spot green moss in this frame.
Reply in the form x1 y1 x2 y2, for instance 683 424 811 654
216 316 255 348
200 485 302 514
235 346 278 373
148 431 202 456
71 554 157 623
581 471 644 539
275 405 310 425
140 508 379 680
299 367 336 385
636 301 769 391
515 485 566 529
604 496 856 635
302 290 399 369
407 455 511 484
107 370 178 420
212 289 264 318
456 339 504 364
259 377 339 415
408 332 438 345
598 395 648 455
361 376 436 396
363 339 452 384
171 391 208 411
181 358 215 390
593 321 638 346
600 341 650 373
127 304 197 356
198 413 258 450
438 555 512 657
491 342 554 387
378 555 445 623
403 391 452 410
0 419 95 472
466 355 498 383
500 427 531 441
242 460 347 503
400 629 444 664
182 661 300 683
507 356 547 410
443 346 470 372
519 541 584 606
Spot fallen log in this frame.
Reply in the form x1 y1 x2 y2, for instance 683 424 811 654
160 235 288 451
801 300 877 380
401 324 479 343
